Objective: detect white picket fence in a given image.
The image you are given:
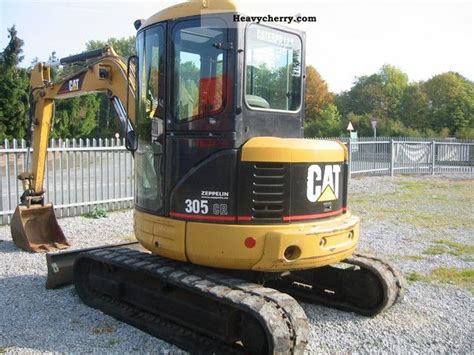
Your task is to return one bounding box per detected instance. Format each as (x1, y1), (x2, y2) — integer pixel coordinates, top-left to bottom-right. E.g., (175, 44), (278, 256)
(344, 139), (474, 176)
(0, 138), (133, 224)
(0, 137), (472, 225)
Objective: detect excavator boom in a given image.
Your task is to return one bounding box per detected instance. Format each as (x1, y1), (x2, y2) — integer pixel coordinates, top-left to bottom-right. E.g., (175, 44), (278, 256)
(11, 46), (136, 252)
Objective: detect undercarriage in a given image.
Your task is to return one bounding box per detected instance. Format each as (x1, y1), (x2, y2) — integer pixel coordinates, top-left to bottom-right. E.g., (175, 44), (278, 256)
(58, 244), (404, 354)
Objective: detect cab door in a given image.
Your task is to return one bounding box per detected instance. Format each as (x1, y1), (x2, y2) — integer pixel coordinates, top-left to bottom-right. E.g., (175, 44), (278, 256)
(164, 16), (237, 208)
(135, 25), (166, 214)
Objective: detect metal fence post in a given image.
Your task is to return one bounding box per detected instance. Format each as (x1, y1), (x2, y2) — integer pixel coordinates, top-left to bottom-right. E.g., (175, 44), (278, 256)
(431, 140), (436, 175)
(390, 139), (395, 177)
(347, 138), (352, 179)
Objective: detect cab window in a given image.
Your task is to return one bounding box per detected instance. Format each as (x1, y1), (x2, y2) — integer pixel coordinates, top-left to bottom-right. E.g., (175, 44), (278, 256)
(135, 26), (165, 212)
(245, 25), (302, 111)
(171, 19), (227, 122)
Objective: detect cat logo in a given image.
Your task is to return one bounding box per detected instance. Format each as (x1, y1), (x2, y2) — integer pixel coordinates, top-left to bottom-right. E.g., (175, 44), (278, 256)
(68, 78), (80, 92)
(306, 164), (341, 203)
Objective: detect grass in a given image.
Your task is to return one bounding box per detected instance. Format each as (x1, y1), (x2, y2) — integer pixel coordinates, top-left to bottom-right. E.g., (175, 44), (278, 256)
(423, 245), (446, 255)
(430, 267), (474, 285)
(83, 207), (108, 219)
(0, 347), (6, 354)
(423, 240), (474, 257)
(108, 339), (120, 347)
(407, 267), (474, 292)
(407, 271), (425, 282)
(350, 178), (474, 235)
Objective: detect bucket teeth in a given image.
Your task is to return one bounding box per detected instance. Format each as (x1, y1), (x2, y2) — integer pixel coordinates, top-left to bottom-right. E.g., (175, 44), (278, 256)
(10, 203), (70, 253)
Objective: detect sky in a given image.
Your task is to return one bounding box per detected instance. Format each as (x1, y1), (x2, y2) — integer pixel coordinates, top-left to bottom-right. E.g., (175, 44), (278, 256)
(0, 0), (472, 93)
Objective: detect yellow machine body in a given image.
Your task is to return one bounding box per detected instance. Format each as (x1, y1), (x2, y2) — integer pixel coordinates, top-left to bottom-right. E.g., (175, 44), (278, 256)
(136, 209), (359, 272)
(135, 137), (359, 272)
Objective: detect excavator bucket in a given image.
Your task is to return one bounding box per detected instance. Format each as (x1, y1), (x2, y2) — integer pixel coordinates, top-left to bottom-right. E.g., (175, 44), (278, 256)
(10, 203), (70, 252)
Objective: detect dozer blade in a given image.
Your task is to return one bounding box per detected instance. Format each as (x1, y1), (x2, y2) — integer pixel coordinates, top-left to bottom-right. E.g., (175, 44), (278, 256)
(46, 241), (143, 289)
(10, 203), (70, 253)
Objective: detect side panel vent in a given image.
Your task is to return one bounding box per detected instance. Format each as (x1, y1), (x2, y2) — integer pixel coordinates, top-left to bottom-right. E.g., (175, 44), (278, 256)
(251, 163), (286, 221)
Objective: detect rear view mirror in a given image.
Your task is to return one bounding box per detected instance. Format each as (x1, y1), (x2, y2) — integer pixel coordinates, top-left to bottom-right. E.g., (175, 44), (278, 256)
(125, 130), (138, 152)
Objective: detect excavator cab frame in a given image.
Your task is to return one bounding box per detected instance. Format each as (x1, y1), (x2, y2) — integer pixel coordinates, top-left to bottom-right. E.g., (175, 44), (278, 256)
(133, 13), (306, 219)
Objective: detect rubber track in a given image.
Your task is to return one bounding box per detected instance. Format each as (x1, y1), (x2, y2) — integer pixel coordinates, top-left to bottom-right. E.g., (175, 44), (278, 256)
(348, 253), (406, 313)
(75, 247), (309, 354)
(283, 252), (405, 316)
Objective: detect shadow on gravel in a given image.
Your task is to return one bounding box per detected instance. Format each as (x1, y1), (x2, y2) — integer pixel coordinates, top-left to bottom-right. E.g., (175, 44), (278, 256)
(0, 239), (23, 253)
(0, 274), (46, 289)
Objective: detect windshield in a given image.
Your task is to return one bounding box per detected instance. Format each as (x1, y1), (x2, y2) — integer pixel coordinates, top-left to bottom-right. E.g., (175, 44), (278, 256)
(171, 18), (228, 122)
(245, 25), (302, 111)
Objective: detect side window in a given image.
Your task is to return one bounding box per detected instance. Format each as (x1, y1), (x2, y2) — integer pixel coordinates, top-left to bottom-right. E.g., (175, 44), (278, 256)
(135, 26), (165, 213)
(177, 51), (201, 119)
(245, 25), (302, 111)
(172, 19), (227, 122)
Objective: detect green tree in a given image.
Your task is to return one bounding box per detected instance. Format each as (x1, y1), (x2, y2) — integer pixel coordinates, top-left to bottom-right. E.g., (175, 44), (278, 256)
(423, 72), (474, 136)
(337, 65), (408, 120)
(302, 66), (339, 137)
(336, 73), (384, 117)
(1, 26), (24, 66)
(343, 112), (373, 136)
(336, 65), (414, 137)
(379, 64), (409, 120)
(0, 26), (29, 140)
(86, 36), (135, 57)
(304, 104), (342, 137)
(52, 96), (100, 139)
(400, 82), (430, 130)
(247, 63), (278, 107)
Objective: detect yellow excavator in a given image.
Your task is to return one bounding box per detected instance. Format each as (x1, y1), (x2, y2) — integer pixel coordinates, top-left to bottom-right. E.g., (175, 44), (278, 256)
(11, 1), (404, 353)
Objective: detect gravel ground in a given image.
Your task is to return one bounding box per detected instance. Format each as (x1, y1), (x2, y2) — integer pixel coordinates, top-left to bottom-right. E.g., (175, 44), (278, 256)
(0, 175), (472, 353)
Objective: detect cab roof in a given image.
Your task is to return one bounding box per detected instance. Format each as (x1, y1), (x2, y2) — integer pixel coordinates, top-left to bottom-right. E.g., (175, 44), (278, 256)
(140, 0), (238, 30)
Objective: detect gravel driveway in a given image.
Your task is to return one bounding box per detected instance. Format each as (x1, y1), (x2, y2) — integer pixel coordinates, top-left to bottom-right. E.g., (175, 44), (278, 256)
(0, 174), (472, 353)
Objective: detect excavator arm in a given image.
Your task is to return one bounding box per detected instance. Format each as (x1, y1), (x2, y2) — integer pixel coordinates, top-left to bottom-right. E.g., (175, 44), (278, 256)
(26, 46), (136, 197)
(11, 46), (137, 252)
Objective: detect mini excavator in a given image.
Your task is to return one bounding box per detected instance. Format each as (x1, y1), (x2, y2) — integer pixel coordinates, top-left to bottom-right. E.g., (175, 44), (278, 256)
(11, 1), (404, 353)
